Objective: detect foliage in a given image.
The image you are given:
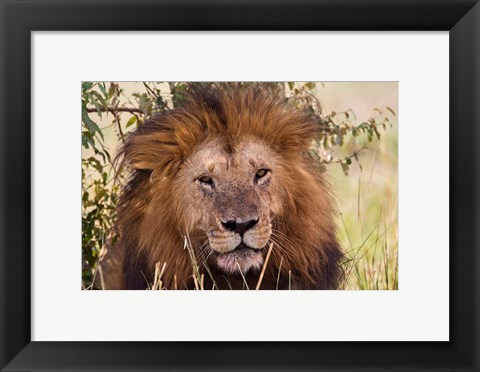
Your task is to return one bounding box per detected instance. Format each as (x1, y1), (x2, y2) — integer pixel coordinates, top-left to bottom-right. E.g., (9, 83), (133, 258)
(81, 82), (396, 289)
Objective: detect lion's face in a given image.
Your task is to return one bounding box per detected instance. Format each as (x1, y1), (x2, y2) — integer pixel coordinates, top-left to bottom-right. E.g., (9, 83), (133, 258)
(174, 138), (283, 274)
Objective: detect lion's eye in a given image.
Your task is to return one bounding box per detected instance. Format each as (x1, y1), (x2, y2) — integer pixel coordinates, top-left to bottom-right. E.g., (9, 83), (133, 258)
(255, 169), (270, 179)
(198, 175), (213, 185)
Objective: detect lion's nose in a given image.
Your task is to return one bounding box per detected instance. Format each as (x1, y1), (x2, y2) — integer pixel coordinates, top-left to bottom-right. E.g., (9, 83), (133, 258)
(221, 218), (258, 235)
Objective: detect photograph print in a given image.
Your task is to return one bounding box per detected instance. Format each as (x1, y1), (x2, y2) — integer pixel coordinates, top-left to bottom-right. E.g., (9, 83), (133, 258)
(81, 82), (398, 290)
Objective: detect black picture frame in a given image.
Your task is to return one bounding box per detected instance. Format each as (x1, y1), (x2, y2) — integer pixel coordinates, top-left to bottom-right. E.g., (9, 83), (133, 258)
(1, 0), (479, 371)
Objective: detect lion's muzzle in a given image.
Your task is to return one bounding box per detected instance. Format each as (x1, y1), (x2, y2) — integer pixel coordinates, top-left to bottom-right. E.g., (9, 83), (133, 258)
(205, 183), (272, 273)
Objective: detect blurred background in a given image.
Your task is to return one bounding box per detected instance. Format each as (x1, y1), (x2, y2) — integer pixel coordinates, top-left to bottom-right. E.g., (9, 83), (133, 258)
(81, 82), (398, 290)
(319, 83), (398, 290)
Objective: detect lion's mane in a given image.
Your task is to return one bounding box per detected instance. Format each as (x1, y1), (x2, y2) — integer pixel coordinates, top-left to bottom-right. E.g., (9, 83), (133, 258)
(104, 83), (343, 290)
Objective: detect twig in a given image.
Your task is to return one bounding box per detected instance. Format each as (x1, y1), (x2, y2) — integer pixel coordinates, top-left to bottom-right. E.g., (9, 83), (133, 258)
(152, 262), (167, 290)
(192, 272), (199, 290)
(255, 242), (274, 290)
(140, 271), (151, 290)
(276, 256), (283, 290)
(152, 262), (161, 290)
(203, 262), (217, 290)
(143, 82), (160, 99)
(98, 266), (105, 290)
(86, 107), (144, 114)
(113, 108), (125, 143)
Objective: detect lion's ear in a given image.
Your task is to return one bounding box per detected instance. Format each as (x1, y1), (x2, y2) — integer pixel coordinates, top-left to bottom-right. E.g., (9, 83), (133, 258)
(129, 155), (155, 171)
(122, 130), (181, 173)
(123, 137), (158, 170)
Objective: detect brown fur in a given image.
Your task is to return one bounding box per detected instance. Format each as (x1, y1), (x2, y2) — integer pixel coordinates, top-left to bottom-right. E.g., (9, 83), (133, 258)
(98, 83), (343, 290)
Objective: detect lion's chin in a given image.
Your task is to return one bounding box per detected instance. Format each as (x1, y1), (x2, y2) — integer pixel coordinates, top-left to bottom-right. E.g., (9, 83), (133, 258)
(215, 245), (264, 274)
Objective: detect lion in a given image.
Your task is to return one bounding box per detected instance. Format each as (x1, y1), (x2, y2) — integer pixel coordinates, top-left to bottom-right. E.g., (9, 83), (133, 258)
(96, 83), (343, 290)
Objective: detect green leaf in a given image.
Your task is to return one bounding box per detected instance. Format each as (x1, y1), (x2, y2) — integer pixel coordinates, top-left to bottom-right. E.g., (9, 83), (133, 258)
(98, 83), (108, 98)
(89, 95), (103, 118)
(82, 106), (104, 140)
(139, 94), (147, 110)
(87, 157), (103, 172)
(126, 116), (137, 128)
(91, 90), (107, 108)
(81, 136), (89, 149)
(108, 83), (116, 101)
(82, 82), (93, 92)
(82, 131), (95, 148)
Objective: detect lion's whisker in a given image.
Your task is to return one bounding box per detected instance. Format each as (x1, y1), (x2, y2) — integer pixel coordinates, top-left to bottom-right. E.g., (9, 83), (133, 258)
(195, 240), (211, 259)
(271, 228), (298, 246)
(267, 237), (296, 264)
(269, 234), (298, 257)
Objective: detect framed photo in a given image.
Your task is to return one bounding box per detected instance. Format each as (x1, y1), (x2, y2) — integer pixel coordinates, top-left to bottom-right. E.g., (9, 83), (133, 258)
(1, 1), (479, 371)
